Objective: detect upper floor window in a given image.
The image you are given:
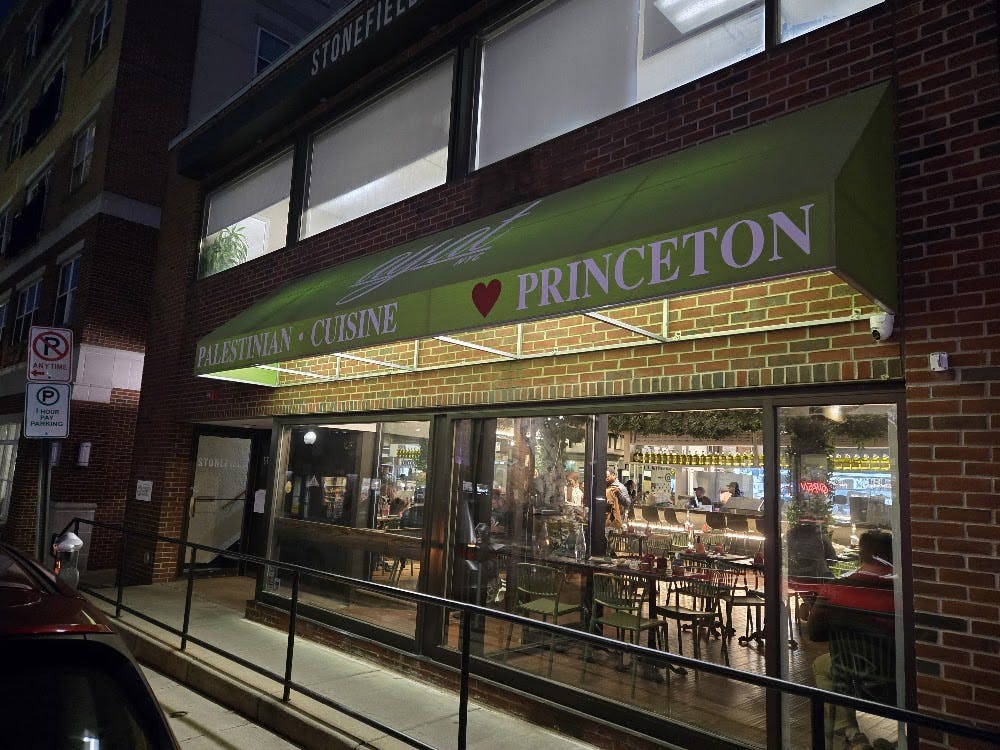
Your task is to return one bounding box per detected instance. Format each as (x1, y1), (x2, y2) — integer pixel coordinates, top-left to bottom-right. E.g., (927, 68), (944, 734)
(0, 206), (9, 256)
(7, 112), (23, 164)
(779, 0), (882, 41)
(54, 255), (80, 325)
(0, 299), (8, 348)
(87, 1), (113, 64)
(476, 0), (765, 168)
(302, 59), (453, 239)
(14, 279), (42, 343)
(255, 28), (291, 76)
(0, 63), (11, 107)
(24, 18), (39, 66)
(26, 169), (49, 205)
(24, 65), (65, 150)
(199, 150), (293, 278)
(71, 121), (97, 189)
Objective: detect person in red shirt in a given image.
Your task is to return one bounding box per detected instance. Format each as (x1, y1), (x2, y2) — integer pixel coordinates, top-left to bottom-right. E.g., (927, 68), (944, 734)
(808, 530), (896, 748)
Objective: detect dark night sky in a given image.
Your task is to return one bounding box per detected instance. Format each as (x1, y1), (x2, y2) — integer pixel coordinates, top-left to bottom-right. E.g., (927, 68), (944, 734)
(0, 0), (12, 27)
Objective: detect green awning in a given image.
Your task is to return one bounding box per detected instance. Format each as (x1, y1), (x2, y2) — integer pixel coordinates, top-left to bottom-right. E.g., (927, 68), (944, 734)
(196, 83), (895, 382)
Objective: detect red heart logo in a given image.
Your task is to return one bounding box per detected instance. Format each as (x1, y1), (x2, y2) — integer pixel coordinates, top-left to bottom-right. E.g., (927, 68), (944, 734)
(472, 279), (502, 317)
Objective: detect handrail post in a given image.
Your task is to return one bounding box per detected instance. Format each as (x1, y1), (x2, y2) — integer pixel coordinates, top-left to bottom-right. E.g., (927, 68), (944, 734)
(283, 568), (299, 702)
(181, 546), (197, 650)
(114, 529), (127, 618)
(458, 608), (472, 750)
(810, 695), (825, 749)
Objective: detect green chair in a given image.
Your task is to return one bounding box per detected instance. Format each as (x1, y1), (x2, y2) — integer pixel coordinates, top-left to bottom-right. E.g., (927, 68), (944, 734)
(504, 563), (577, 676)
(827, 624), (897, 749)
(582, 572), (667, 696)
(657, 572), (727, 663)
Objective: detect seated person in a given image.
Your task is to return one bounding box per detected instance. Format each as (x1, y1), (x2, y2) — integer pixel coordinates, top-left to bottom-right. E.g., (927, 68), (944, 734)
(719, 481), (741, 505)
(687, 486), (710, 509)
(787, 514), (837, 580)
(808, 530), (896, 747)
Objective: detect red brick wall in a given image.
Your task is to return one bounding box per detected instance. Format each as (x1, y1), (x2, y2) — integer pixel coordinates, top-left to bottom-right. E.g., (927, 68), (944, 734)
(131, 0), (999, 744)
(893, 1), (1000, 743)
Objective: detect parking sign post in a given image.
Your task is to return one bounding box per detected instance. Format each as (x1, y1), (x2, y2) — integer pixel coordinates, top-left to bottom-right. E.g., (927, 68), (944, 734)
(25, 326), (74, 559)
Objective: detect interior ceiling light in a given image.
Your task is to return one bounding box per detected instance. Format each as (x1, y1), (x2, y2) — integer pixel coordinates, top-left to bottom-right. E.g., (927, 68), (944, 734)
(654, 0), (745, 33)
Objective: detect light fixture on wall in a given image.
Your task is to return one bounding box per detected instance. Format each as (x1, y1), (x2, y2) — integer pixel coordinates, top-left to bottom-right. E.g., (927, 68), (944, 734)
(303, 430), (317, 445)
(77, 442), (91, 467)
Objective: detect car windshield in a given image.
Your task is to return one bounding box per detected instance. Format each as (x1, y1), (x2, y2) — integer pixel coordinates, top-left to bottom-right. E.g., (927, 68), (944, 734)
(0, 640), (173, 749)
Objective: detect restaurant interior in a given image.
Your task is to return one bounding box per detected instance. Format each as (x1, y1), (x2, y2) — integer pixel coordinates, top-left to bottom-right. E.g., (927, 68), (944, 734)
(264, 403), (903, 749)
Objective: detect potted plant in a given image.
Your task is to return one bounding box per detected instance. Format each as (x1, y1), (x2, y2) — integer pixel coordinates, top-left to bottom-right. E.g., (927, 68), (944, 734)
(198, 224), (249, 277)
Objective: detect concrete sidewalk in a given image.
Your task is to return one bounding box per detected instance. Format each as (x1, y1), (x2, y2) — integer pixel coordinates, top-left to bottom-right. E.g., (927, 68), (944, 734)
(86, 577), (602, 750)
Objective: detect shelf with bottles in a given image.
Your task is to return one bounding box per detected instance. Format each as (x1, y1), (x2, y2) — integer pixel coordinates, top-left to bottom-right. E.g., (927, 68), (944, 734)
(630, 447), (762, 468)
(776, 451), (892, 473)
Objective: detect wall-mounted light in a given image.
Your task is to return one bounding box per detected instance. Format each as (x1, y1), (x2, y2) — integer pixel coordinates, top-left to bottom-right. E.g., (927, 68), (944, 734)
(303, 430), (317, 445)
(50, 441), (61, 465)
(77, 442), (91, 467)
(929, 352), (949, 372)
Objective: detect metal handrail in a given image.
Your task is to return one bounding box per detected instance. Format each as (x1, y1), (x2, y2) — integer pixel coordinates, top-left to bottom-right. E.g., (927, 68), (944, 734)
(58, 518), (1000, 750)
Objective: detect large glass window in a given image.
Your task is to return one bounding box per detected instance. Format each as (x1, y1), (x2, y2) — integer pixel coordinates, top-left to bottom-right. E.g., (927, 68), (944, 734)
(198, 151), (293, 278)
(778, 404), (903, 748)
(269, 420), (430, 637)
(255, 28), (290, 75)
(475, 0), (765, 168)
(302, 59), (453, 238)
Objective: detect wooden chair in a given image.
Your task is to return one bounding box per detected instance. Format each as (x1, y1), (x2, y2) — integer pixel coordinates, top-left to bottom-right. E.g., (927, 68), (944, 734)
(582, 572), (666, 696)
(607, 531), (642, 558)
(504, 563), (577, 676)
(656, 572), (727, 663)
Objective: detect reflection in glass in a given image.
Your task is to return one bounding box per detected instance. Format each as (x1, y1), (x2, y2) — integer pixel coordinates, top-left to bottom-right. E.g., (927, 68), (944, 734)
(779, 404), (903, 749)
(268, 420), (430, 637)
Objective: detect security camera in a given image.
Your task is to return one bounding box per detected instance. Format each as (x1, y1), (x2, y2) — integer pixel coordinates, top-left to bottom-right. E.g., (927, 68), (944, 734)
(870, 312), (894, 341)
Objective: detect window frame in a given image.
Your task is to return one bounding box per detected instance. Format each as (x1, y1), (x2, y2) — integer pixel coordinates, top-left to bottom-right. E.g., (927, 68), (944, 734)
(0, 204), (10, 256)
(7, 111), (23, 165)
(54, 254), (80, 326)
(255, 27), (291, 76)
(23, 16), (39, 66)
(0, 297), (9, 349)
(70, 120), (97, 189)
(86, 0), (113, 65)
(0, 419), (21, 526)
(13, 278), (42, 343)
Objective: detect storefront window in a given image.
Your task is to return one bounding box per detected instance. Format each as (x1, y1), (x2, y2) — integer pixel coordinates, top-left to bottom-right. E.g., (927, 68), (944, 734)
(448, 408), (768, 746)
(778, 404), (903, 748)
(269, 420), (430, 636)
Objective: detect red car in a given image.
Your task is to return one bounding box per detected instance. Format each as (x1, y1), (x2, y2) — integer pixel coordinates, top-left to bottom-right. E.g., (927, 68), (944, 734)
(0, 541), (179, 749)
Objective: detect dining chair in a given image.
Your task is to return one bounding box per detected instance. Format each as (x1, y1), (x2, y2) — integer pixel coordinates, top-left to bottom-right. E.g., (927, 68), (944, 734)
(607, 531), (641, 558)
(713, 561), (765, 644)
(504, 563), (578, 676)
(826, 624), (896, 749)
(582, 572), (667, 696)
(656, 572), (727, 663)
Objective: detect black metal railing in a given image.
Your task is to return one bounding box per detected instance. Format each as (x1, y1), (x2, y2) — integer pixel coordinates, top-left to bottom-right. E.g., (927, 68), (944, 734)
(56, 518), (1000, 750)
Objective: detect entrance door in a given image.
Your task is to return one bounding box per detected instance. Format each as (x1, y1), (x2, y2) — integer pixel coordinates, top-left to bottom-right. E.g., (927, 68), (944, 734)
(187, 432), (259, 567)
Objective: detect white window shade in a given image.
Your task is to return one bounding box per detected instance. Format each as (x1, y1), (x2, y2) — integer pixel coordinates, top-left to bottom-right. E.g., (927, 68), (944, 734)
(303, 60), (453, 238)
(200, 152), (293, 276)
(476, 0), (639, 169)
(205, 152), (293, 237)
(781, 0), (882, 41)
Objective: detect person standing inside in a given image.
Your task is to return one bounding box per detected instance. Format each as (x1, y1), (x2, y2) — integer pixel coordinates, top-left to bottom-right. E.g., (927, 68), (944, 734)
(605, 469), (628, 529)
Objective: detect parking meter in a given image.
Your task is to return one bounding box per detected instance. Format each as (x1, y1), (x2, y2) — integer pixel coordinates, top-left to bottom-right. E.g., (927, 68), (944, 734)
(52, 532), (84, 589)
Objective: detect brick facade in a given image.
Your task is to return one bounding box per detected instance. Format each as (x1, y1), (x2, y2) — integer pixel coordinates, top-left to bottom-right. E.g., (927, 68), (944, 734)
(130, 1), (998, 746)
